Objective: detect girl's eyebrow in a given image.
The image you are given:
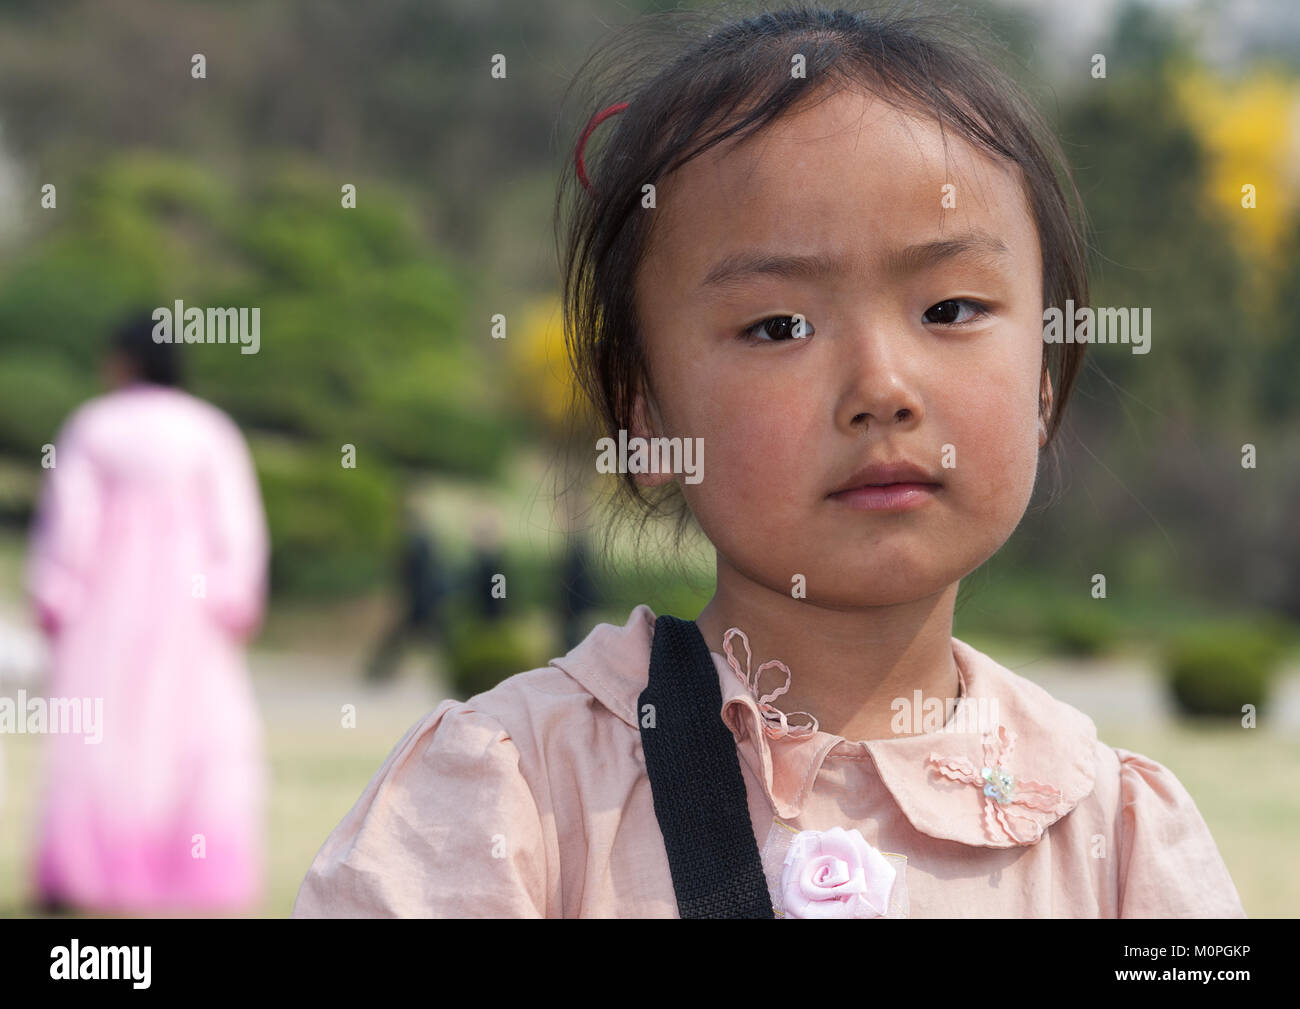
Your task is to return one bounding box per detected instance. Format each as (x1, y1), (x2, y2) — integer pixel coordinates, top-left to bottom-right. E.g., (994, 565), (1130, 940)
(698, 229), (1011, 291)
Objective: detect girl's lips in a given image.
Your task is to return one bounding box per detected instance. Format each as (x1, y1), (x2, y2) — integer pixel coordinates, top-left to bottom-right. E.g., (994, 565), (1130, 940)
(827, 482), (940, 511)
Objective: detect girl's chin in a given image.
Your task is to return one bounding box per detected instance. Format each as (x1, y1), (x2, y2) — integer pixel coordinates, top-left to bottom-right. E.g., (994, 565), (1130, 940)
(754, 571), (962, 609)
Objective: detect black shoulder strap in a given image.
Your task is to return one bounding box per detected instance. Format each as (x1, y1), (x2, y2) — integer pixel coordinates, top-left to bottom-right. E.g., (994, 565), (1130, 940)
(637, 614), (774, 918)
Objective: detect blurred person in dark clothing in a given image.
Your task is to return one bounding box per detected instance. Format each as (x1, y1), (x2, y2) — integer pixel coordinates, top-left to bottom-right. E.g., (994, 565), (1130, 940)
(364, 504), (448, 683)
(558, 529), (598, 651)
(469, 510), (506, 623)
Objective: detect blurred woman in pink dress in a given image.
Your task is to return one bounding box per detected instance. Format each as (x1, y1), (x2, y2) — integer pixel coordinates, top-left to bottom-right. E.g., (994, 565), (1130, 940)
(25, 312), (270, 913)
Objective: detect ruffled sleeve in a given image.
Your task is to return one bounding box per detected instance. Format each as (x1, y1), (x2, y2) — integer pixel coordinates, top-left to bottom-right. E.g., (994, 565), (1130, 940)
(292, 699), (549, 918)
(1114, 747), (1245, 918)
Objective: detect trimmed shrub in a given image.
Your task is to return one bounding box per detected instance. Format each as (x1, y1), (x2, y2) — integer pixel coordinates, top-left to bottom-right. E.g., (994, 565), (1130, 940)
(1164, 619), (1291, 718)
(1042, 603), (1120, 658)
(444, 614), (544, 701)
(253, 439), (400, 598)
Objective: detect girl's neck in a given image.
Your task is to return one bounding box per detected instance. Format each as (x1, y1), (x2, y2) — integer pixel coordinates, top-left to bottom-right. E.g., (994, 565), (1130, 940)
(694, 568), (961, 743)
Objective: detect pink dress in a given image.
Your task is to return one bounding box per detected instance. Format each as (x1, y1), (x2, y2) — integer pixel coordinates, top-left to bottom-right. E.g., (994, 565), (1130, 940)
(26, 382), (269, 911)
(293, 605), (1246, 918)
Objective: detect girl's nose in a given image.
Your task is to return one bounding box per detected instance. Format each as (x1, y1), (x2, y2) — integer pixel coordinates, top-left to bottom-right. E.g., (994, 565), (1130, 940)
(836, 323), (925, 433)
(850, 405), (917, 430)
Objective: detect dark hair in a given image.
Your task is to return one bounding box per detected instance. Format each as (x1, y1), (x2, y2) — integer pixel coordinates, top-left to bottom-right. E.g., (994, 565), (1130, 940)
(555, 1), (1090, 559)
(111, 310), (184, 387)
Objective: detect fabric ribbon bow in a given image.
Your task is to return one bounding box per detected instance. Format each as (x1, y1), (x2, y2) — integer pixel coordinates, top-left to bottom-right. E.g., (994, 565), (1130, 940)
(928, 723), (1063, 845)
(722, 627), (819, 741)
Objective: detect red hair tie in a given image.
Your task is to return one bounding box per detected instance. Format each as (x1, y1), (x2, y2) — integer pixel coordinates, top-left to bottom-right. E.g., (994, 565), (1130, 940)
(574, 101), (628, 197)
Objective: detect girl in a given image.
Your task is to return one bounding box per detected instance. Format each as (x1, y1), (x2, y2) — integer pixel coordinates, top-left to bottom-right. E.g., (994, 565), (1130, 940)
(293, 5), (1246, 918)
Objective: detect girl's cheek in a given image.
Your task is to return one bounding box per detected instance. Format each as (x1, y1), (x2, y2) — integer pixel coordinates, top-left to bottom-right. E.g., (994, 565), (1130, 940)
(695, 360), (811, 443)
(680, 408), (808, 532)
(950, 384), (1040, 517)
(719, 417), (806, 492)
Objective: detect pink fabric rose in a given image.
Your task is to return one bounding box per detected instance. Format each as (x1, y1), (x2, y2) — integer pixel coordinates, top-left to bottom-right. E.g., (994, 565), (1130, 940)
(780, 826), (896, 918)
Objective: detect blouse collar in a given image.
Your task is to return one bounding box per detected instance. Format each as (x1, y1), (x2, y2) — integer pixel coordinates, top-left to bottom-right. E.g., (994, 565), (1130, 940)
(549, 604), (1099, 850)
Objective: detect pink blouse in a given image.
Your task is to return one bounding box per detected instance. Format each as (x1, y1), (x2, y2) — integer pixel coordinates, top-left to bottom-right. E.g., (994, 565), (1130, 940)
(292, 605), (1246, 918)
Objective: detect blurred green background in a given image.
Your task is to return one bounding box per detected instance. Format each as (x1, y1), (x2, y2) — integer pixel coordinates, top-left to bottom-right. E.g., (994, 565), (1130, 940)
(0, 0), (1297, 917)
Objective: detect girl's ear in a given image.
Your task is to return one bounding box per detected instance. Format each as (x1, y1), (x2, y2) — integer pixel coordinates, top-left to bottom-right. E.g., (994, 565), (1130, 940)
(629, 387), (675, 489)
(1038, 370), (1054, 449)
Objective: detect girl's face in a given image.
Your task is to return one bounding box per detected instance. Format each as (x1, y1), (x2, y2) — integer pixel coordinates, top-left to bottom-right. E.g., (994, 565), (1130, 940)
(632, 87), (1049, 608)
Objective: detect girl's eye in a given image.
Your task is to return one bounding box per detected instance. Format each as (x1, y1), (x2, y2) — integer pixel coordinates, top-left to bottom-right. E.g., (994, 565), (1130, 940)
(739, 315), (814, 343)
(923, 299), (990, 325)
